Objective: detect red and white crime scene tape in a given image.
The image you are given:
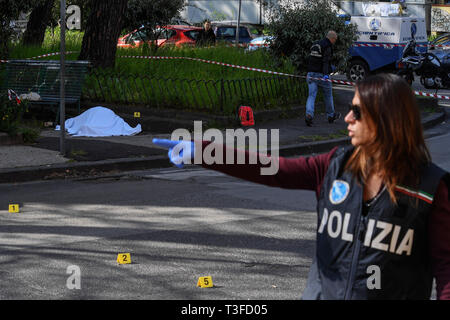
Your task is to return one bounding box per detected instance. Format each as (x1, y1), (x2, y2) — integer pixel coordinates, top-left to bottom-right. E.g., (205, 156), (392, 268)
(27, 51), (78, 59)
(7, 89), (21, 104)
(119, 55), (450, 100)
(352, 43), (450, 48)
(414, 90), (450, 100)
(0, 51), (77, 63)
(119, 55), (299, 78)
(230, 43), (270, 48)
(224, 42), (450, 49)
(1, 51), (449, 101)
(235, 43), (450, 49)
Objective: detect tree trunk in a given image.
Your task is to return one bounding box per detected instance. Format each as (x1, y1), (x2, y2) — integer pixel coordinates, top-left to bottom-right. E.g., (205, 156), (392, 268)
(0, 25), (10, 60)
(22, 0), (55, 46)
(78, 0), (128, 69)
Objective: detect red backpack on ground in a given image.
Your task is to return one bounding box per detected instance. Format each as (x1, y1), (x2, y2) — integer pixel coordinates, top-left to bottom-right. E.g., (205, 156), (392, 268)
(237, 106), (254, 127)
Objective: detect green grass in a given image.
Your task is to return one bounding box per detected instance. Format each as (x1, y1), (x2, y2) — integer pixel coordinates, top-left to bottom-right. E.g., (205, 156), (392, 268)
(69, 149), (88, 157)
(8, 28), (296, 79)
(4, 27), (308, 115)
(114, 44), (297, 80)
(95, 43), (305, 114)
(8, 29), (83, 61)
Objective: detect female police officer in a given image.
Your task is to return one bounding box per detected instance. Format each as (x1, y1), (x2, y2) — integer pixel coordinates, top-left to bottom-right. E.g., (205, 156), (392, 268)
(153, 73), (450, 299)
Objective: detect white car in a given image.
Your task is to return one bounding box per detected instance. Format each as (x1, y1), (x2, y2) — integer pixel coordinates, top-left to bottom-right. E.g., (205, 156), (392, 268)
(246, 36), (273, 51)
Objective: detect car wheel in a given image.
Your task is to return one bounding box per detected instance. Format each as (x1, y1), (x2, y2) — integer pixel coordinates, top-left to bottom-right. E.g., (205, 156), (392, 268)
(347, 60), (370, 82)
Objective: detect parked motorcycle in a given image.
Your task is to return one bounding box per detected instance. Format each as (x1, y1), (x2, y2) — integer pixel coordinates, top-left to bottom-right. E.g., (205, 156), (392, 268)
(396, 39), (450, 89)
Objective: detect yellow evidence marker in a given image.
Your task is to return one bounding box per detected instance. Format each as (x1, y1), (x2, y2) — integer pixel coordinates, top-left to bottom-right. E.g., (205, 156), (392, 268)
(197, 276), (214, 288)
(134, 112), (141, 118)
(117, 253), (131, 264)
(8, 204), (19, 213)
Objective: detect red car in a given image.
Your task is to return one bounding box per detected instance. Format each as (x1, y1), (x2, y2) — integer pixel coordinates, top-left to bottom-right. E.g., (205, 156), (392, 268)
(117, 25), (203, 48)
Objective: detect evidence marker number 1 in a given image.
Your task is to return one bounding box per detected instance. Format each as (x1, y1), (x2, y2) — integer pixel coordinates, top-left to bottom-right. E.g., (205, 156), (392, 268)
(9, 204), (19, 213)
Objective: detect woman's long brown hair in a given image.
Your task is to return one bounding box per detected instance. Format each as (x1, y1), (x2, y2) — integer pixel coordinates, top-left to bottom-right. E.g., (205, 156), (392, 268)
(345, 73), (431, 203)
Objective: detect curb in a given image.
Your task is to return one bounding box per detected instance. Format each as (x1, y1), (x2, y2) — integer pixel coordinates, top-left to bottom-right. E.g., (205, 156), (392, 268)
(0, 133), (23, 146)
(423, 106), (447, 130)
(0, 109), (446, 184)
(0, 155), (171, 184)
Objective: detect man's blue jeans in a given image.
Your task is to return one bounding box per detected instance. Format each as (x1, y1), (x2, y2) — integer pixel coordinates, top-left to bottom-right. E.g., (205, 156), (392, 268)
(306, 72), (335, 118)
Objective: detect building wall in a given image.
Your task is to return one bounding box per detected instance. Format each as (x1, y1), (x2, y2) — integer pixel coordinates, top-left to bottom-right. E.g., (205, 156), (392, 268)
(180, 1), (448, 33)
(431, 4), (450, 32)
(180, 0), (266, 24)
(334, 1), (443, 33)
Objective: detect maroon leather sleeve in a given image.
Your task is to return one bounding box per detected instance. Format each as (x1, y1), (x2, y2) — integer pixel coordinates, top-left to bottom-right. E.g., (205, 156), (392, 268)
(200, 141), (337, 198)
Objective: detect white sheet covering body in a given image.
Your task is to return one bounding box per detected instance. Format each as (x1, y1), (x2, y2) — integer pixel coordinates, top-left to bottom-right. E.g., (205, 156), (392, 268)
(56, 106), (142, 137)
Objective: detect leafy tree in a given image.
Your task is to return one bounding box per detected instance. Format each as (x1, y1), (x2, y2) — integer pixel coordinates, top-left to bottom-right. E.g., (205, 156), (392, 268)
(79, 0), (186, 68)
(0, 0), (34, 58)
(123, 0), (185, 31)
(266, 0), (357, 74)
(22, 0), (91, 46)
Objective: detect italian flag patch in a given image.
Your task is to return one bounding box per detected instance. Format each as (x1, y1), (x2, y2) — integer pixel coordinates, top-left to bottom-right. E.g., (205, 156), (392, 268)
(395, 185), (434, 204)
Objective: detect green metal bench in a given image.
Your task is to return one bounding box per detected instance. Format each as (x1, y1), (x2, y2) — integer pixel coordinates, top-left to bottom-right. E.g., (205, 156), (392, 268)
(1, 59), (90, 123)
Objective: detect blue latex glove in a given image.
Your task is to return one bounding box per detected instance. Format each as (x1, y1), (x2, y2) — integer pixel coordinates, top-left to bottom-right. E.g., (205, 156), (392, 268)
(152, 138), (195, 168)
(323, 75), (330, 80)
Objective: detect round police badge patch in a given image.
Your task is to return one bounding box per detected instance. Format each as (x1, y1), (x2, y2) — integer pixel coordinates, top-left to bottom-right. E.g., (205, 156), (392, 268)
(369, 18), (381, 32)
(329, 180), (350, 205)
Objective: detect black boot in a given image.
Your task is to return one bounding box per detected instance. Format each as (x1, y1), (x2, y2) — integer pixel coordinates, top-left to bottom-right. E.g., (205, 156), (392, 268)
(305, 114), (313, 127)
(328, 112), (341, 124)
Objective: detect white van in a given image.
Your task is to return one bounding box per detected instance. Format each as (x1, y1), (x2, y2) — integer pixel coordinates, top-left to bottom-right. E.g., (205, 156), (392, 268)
(347, 16), (428, 81)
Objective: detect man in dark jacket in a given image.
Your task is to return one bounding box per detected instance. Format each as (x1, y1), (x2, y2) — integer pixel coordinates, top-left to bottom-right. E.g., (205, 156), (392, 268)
(305, 31), (341, 127)
(197, 20), (216, 47)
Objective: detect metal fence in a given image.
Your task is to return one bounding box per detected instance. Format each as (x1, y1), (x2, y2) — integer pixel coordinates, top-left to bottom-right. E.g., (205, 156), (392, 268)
(83, 71), (309, 115)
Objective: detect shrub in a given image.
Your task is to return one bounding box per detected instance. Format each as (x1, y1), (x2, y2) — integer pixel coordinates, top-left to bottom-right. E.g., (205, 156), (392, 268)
(266, 0), (358, 74)
(20, 126), (40, 143)
(0, 94), (27, 136)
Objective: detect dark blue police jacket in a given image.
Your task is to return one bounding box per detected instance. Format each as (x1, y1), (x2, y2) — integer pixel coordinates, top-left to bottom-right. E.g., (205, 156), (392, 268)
(302, 146), (447, 300)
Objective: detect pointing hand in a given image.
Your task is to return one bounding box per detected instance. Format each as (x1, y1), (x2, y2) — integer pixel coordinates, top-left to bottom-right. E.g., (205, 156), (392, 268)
(152, 138), (195, 168)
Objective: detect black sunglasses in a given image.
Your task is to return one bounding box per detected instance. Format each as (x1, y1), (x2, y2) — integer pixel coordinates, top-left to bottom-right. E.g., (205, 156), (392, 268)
(348, 103), (362, 120)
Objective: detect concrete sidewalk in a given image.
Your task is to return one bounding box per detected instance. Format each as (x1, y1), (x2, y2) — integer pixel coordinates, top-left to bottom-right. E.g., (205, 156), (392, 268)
(0, 84), (447, 184)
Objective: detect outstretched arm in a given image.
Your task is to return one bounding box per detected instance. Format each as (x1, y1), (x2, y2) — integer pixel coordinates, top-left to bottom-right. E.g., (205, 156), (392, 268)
(153, 138), (337, 197)
(200, 141), (336, 194)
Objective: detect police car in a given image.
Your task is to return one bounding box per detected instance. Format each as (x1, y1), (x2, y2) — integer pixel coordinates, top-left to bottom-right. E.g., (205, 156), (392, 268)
(347, 16), (427, 81)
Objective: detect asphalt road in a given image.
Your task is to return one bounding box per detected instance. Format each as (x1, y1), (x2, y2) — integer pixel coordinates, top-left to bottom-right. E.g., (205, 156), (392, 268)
(0, 121), (449, 302)
(0, 168), (316, 300)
